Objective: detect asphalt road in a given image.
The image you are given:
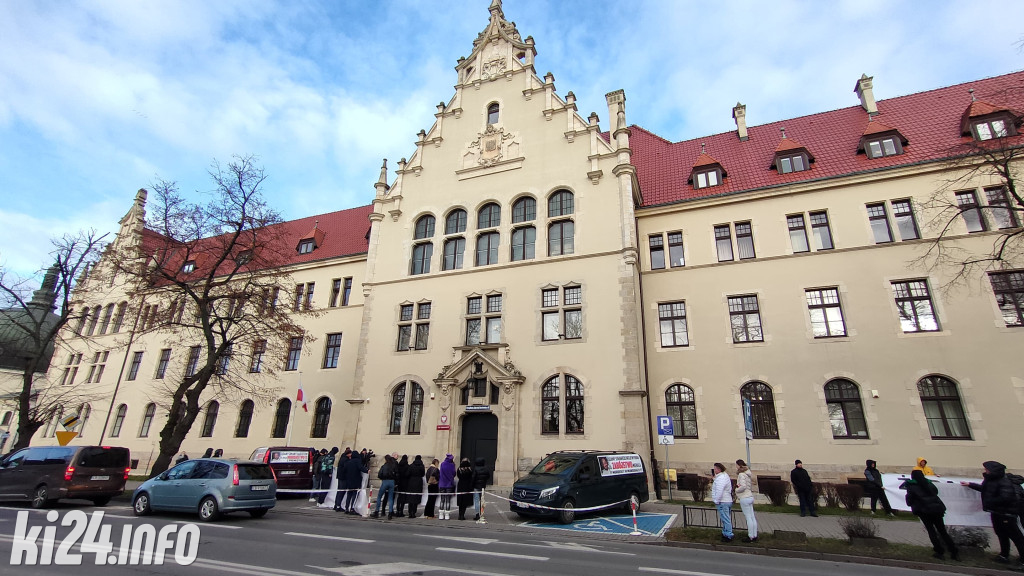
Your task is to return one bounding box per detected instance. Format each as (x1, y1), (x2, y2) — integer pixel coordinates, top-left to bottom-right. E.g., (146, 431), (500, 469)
(0, 501), (962, 576)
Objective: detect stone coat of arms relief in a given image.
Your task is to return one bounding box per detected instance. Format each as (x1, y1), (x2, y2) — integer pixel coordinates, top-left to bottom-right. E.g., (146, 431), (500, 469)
(463, 124), (521, 169)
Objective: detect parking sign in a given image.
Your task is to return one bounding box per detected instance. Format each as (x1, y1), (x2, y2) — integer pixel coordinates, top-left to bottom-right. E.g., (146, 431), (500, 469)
(657, 415), (674, 445)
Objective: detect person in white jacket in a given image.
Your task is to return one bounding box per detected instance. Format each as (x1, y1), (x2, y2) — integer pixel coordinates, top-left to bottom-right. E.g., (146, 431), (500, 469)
(711, 462), (734, 542)
(735, 459), (758, 543)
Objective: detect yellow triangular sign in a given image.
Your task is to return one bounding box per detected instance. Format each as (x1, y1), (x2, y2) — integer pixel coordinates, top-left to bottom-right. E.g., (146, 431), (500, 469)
(55, 431), (78, 446)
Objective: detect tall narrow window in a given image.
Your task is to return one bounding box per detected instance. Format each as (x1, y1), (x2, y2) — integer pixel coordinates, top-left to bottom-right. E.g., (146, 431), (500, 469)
(714, 225), (734, 261)
(235, 399), (254, 438)
(99, 303), (115, 334)
(185, 345), (201, 377)
(866, 203), (893, 243)
(303, 282), (315, 309)
(293, 284), (304, 311)
(397, 304), (414, 351)
(285, 337), (302, 371)
(824, 379), (868, 438)
(728, 295), (763, 342)
(323, 333), (342, 368)
(658, 302), (688, 347)
(565, 376), (584, 434)
(892, 280), (940, 332)
(989, 270), (1024, 327)
(86, 305), (101, 336)
(649, 235), (665, 270)
(548, 220), (574, 256)
(444, 237), (466, 269)
(805, 288), (846, 337)
(311, 397), (332, 438)
(541, 377), (559, 434)
(389, 383), (406, 435)
(341, 278), (353, 306)
(111, 302), (127, 333)
(110, 404), (127, 438)
(476, 232), (499, 266)
(809, 211), (833, 250)
(666, 384), (698, 438)
(986, 186), (1019, 229)
(126, 351), (144, 381)
(668, 232), (685, 267)
(77, 403), (91, 438)
(511, 227), (535, 261)
(329, 279), (342, 307)
(271, 399), (291, 438)
(956, 190), (987, 232)
(249, 341), (266, 373)
(408, 383), (424, 434)
(138, 403), (156, 437)
(216, 344), (232, 375)
(740, 382), (779, 439)
(200, 401), (219, 437)
(415, 302), (431, 350)
(787, 214), (809, 253)
(735, 222), (755, 259)
(891, 199), (920, 240)
(411, 215), (435, 275)
(487, 102), (500, 125)
(917, 376), (971, 440)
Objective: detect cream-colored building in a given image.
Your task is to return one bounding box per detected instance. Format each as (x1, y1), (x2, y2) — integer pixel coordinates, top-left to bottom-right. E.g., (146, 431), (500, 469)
(5, 2), (1023, 485)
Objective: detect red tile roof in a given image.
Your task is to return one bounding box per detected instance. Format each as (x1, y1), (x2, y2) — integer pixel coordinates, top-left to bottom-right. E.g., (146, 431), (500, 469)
(631, 70), (1024, 207)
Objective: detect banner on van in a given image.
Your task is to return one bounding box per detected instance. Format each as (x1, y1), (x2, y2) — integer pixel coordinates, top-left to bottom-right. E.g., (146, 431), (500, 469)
(269, 450), (310, 464)
(597, 453), (643, 477)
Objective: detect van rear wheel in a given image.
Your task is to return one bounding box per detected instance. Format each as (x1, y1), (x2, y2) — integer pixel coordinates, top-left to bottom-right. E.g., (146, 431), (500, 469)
(558, 498), (576, 524)
(32, 485), (53, 509)
(92, 497), (111, 507)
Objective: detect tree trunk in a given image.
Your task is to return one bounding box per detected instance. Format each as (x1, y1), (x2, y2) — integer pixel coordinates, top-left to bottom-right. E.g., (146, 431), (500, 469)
(148, 388), (202, 477)
(12, 419), (43, 452)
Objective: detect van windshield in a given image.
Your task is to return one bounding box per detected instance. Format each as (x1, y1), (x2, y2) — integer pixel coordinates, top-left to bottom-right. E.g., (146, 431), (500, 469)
(530, 454), (577, 475)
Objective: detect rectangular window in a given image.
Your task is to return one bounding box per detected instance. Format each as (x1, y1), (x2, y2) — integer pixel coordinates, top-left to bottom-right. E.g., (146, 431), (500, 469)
(778, 154), (806, 173)
(985, 186), (1019, 230)
(329, 279), (341, 307)
(695, 169), (719, 189)
(216, 344), (232, 375)
(805, 288), (847, 337)
(989, 270), (1024, 327)
(155, 348), (171, 379)
(486, 317), (502, 343)
(867, 137), (900, 158)
(467, 297), (481, 315)
(866, 203), (893, 243)
(809, 211), (833, 250)
(728, 295), (763, 343)
(956, 190), (987, 232)
(293, 284), (304, 311)
(465, 318), (481, 345)
(185, 345), (201, 377)
(323, 333), (342, 368)
(303, 282), (315, 309)
(126, 351), (144, 381)
(787, 214), (809, 253)
(400, 304), (414, 321)
(735, 221), (755, 259)
(111, 302), (127, 333)
(542, 311), (559, 341)
(658, 302), (688, 347)
(892, 280), (940, 333)
(667, 232), (685, 267)
(891, 199), (920, 240)
(542, 289), (558, 308)
(342, 278), (353, 306)
(487, 295), (502, 313)
(285, 337), (303, 370)
(649, 235), (665, 270)
(714, 225), (734, 262)
(541, 286), (582, 341)
(564, 286), (581, 306)
(99, 304), (115, 335)
(564, 309), (582, 339)
(249, 341), (266, 373)
(415, 302), (431, 350)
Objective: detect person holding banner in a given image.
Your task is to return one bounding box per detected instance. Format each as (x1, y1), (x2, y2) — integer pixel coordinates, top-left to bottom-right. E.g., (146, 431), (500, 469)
(864, 460), (894, 516)
(711, 463), (734, 543)
(962, 461), (1024, 566)
(902, 469), (959, 561)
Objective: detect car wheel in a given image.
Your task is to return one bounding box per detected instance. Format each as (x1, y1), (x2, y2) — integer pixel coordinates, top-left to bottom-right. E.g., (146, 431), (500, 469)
(31, 485), (53, 509)
(249, 509), (269, 519)
(92, 497), (112, 507)
(558, 498), (576, 524)
(133, 492), (152, 516)
(624, 492), (641, 514)
(198, 496), (220, 522)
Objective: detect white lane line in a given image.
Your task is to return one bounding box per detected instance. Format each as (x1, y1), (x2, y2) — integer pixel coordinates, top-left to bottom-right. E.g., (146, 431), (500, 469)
(435, 547), (548, 561)
(284, 531), (374, 543)
(176, 520), (241, 529)
(197, 557), (320, 576)
(415, 533), (499, 545)
(307, 563), (517, 576)
(639, 568), (729, 576)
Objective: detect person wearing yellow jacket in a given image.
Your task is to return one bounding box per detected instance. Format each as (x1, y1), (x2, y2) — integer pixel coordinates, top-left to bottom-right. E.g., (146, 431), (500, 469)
(914, 457), (939, 477)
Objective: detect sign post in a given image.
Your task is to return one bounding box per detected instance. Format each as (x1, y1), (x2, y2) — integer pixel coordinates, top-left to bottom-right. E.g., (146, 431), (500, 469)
(657, 415), (674, 502)
(742, 398), (753, 467)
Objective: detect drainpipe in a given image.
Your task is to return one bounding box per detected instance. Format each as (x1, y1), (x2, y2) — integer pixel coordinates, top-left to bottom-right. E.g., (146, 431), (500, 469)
(633, 216), (661, 501)
(98, 296), (146, 445)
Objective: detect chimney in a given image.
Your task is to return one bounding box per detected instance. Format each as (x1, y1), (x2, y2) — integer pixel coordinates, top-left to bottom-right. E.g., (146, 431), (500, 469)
(732, 102), (748, 141)
(855, 74), (877, 115)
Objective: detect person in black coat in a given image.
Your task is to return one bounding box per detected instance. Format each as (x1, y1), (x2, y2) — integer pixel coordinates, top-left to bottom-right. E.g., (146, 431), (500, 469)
(424, 458), (441, 518)
(902, 469), (959, 560)
(864, 459), (894, 516)
(406, 456), (426, 518)
(394, 455), (410, 517)
(790, 460), (817, 517)
(962, 461), (1024, 565)
(342, 451), (365, 514)
(456, 457), (475, 520)
(471, 457), (490, 520)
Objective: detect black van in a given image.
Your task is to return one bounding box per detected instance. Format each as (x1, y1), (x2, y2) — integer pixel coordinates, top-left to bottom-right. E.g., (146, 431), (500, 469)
(509, 450), (649, 523)
(249, 446), (316, 491)
(0, 445), (130, 508)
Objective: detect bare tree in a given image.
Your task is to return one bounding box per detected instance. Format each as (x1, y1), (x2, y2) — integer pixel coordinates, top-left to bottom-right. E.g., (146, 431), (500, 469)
(0, 231), (108, 451)
(107, 155), (312, 476)
(916, 131), (1024, 290)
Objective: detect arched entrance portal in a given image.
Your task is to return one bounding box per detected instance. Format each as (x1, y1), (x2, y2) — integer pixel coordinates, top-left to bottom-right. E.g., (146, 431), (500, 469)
(460, 413), (497, 485)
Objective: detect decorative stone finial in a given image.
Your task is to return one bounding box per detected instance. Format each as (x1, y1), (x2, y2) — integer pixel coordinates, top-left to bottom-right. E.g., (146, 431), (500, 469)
(377, 159), (388, 187)
(701, 142), (706, 154)
(780, 127), (787, 139)
(969, 88), (976, 102)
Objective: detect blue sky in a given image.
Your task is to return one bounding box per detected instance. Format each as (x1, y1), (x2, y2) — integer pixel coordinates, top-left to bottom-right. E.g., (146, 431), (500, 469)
(2, 0), (1022, 278)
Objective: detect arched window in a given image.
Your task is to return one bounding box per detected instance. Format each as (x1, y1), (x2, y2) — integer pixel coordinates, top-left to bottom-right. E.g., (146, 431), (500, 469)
(541, 374), (584, 434)
(139, 403), (156, 437)
(476, 232), (499, 266)
(512, 197), (536, 223)
(740, 382), (779, 439)
(443, 238), (465, 270)
(548, 190), (574, 217)
(824, 379), (868, 438)
(77, 403), (91, 438)
(271, 398), (291, 438)
(200, 401), (219, 437)
(311, 397), (332, 438)
(478, 203), (500, 229)
(445, 209), (467, 234)
(389, 383), (406, 435)
(666, 384), (698, 438)
(46, 406), (64, 438)
(415, 215), (435, 239)
(408, 384), (424, 434)
(410, 242), (432, 275)
(487, 102), (500, 125)
(918, 376), (971, 439)
(548, 220), (574, 256)
(235, 399), (254, 438)
(110, 404), (127, 438)
(0, 411), (12, 426)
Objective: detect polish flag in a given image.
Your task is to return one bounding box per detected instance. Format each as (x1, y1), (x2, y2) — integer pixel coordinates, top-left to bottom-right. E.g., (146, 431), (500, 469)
(297, 380), (308, 412)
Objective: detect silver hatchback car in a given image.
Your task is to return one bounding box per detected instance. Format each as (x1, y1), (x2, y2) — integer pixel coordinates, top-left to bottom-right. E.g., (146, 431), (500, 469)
(133, 458), (276, 522)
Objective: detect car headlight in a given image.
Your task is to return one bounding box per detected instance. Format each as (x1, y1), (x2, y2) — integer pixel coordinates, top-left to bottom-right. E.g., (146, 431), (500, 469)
(539, 487), (558, 500)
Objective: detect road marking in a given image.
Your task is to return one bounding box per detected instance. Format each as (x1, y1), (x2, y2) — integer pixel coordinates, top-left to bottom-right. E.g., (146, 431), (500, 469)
(416, 533), (499, 545)
(285, 531), (374, 543)
(639, 568), (728, 576)
(195, 557), (325, 576)
(309, 563), (516, 576)
(435, 547), (548, 561)
(176, 520), (242, 529)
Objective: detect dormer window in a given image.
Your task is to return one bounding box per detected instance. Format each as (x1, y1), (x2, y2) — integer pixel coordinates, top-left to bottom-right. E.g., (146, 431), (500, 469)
(181, 261), (196, 273)
(973, 116), (1012, 141)
(772, 131), (814, 174)
(694, 169), (720, 189)
(298, 239), (315, 254)
(777, 154), (807, 173)
(487, 103), (500, 125)
(688, 147), (726, 190)
(961, 96), (1020, 141)
(235, 250), (252, 265)
(859, 120), (907, 159)
(866, 136), (901, 158)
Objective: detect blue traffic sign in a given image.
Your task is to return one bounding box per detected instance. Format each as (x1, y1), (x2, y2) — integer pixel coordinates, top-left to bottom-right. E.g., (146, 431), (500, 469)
(657, 415), (673, 436)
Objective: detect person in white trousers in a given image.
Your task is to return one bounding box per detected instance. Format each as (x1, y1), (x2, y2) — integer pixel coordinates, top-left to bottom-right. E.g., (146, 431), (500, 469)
(735, 459), (758, 543)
